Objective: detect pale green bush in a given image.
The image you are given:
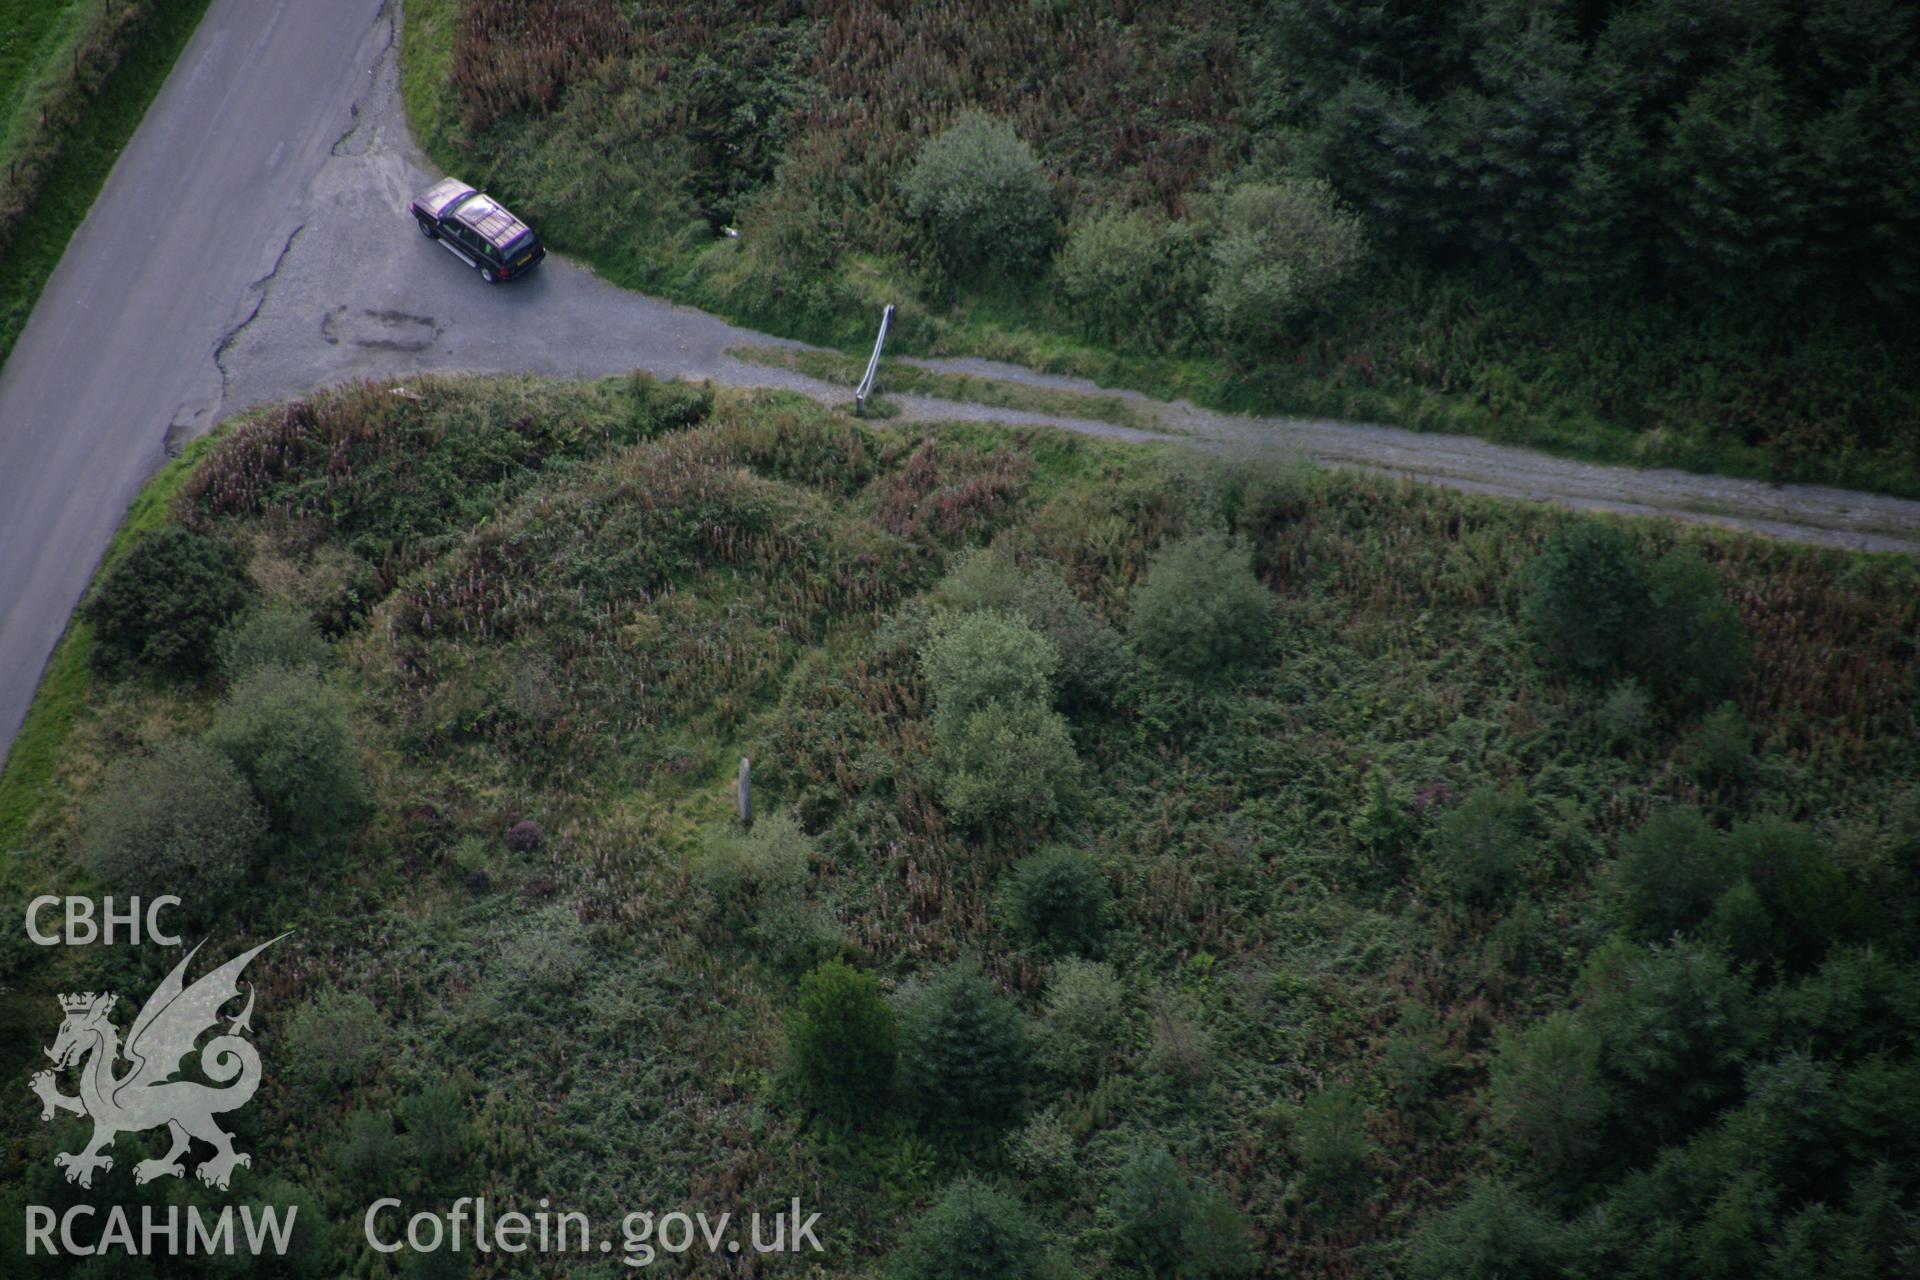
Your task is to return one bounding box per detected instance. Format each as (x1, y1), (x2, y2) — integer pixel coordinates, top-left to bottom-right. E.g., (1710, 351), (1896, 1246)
(285, 991), (382, 1097)
(937, 547), (1126, 709)
(217, 603), (333, 680)
(79, 739), (265, 906)
(939, 701), (1081, 831)
(1055, 207), (1207, 347)
(1035, 959), (1125, 1081)
(1204, 178), (1367, 349)
(921, 611), (1059, 738)
(207, 667), (368, 845)
(1129, 531), (1275, 679)
(900, 111), (1056, 274)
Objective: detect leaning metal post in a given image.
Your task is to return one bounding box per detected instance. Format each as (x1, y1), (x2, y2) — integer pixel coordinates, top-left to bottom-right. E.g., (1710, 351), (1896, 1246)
(854, 304), (896, 416)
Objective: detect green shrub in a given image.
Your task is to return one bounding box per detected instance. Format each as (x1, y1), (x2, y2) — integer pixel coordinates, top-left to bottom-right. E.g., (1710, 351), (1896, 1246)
(1721, 818), (1860, 972)
(216, 604), (333, 680)
(326, 1107), (400, 1184)
(1176, 448), (1319, 536)
(207, 667), (369, 845)
(1838, 788), (1920, 957)
(243, 1180), (333, 1280)
(1056, 208), (1167, 333)
(753, 896), (842, 977)
(1203, 178), (1367, 349)
(1687, 1168), (1780, 1280)
(900, 111), (1055, 275)
(1109, 1143), (1258, 1279)
(919, 613), (1082, 831)
(1688, 702), (1755, 788)
(1489, 1012), (1614, 1190)
(788, 959), (898, 1124)
(627, 371), (715, 434)
(401, 1084), (471, 1189)
(1587, 940), (1756, 1140)
(83, 526), (251, 678)
(1129, 531), (1275, 680)
(898, 963), (1030, 1133)
(1179, 1185), (1262, 1279)
(1522, 520), (1648, 681)
(1737, 1050), (1842, 1178)
(78, 739), (266, 907)
(1002, 848), (1108, 956)
(1428, 785), (1534, 905)
(1640, 550), (1750, 706)
(937, 547), (1126, 709)
(1606, 806), (1731, 941)
(1768, 948), (1917, 1062)
(1596, 678), (1656, 751)
(1035, 958), (1125, 1081)
(1056, 209), (1205, 348)
(890, 1178), (1047, 1280)
(921, 611), (1060, 738)
(1146, 994), (1215, 1088)
(285, 990), (382, 1098)
(694, 809), (812, 906)
(1411, 1180), (1574, 1280)
(1009, 1108), (1078, 1194)
(938, 701), (1082, 831)
(1381, 1002), (1454, 1121)
(1295, 1083), (1377, 1201)
(1705, 878), (1775, 971)
(401, 1241), (473, 1280)
(1352, 771), (1418, 871)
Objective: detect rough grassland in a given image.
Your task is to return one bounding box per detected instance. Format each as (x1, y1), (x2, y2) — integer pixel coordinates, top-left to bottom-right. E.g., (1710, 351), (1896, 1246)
(2, 375), (1914, 1276)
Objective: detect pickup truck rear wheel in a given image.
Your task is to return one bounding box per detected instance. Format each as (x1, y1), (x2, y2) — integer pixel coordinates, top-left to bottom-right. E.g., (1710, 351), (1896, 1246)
(479, 266), (497, 284)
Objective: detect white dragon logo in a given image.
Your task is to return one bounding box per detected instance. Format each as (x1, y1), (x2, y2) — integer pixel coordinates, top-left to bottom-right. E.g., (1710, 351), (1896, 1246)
(29, 935), (284, 1190)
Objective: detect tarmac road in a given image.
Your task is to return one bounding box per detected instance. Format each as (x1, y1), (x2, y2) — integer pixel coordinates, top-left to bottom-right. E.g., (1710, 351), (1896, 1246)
(0, 0), (390, 774)
(2, 0), (1918, 769)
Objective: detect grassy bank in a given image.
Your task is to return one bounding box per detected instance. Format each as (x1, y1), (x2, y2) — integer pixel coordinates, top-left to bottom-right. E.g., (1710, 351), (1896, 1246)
(0, 0), (216, 367)
(3, 373), (1915, 1276)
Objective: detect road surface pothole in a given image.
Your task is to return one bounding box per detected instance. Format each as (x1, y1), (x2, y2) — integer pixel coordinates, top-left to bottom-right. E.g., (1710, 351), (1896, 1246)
(321, 306), (438, 352)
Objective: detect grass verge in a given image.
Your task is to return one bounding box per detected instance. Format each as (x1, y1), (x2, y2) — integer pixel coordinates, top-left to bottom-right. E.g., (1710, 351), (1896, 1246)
(0, 0), (217, 368)
(727, 343), (1161, 431)
(0, 1), (93, 151)
(0, 430), (219, 853)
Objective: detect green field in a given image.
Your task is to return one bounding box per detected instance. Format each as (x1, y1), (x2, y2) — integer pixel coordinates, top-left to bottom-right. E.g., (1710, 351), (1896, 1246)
(3, 375), (1915, 1276)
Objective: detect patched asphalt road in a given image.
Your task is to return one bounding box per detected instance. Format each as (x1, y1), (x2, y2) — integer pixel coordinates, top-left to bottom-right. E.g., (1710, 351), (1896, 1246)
(3, 0), (1918, 767)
